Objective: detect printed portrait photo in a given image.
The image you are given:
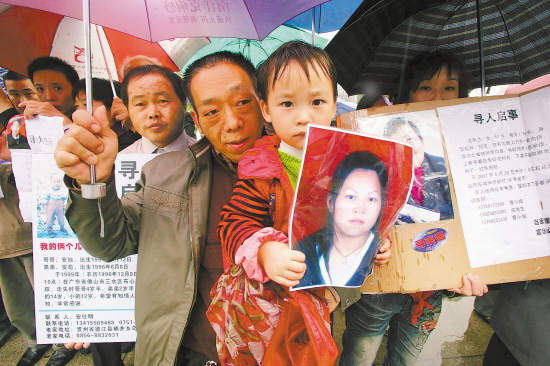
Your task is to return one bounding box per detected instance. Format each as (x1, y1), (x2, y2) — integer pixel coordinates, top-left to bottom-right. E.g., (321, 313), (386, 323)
(354, 110), (454, 224)
(290, 125), (413, 289)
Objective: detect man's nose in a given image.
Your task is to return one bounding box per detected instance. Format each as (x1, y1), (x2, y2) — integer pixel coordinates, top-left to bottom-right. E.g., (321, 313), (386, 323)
(44, 87), (56, 101)
(147, 104), (160, 119)
(222, 107), (243, 131)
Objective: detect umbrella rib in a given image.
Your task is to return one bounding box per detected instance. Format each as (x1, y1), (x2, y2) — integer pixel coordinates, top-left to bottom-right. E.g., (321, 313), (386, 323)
(142, 0), (154, 42)
(496, 3), (521, 84)
(350, 0), (435, 94)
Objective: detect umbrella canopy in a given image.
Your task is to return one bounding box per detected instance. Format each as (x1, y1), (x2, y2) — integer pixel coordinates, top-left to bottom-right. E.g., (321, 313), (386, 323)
(0, 5), (209, 81)
(181, 25), (328, 70)
(1, 0), (329, 42)
(505, 73), (550, 94)
(285, 0), (363, 33)
(325, 0), (550, 96)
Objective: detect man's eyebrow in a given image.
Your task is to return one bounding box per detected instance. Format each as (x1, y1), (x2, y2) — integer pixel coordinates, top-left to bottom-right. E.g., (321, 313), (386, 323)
(198, 84), (251, 106)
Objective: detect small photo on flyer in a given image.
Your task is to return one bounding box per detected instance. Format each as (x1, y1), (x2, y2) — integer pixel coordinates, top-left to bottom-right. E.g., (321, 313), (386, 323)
(290, 125), (413, 290)
(354, 110), (454, 224)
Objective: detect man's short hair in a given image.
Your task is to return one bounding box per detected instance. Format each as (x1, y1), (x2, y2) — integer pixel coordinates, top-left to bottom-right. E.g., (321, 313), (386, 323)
(255, 40), (338, 102)
(182, 51), (256, 110)
(120, 65), (186, 107)
(2, 71), (28, 83)
(27, 56), (80, 89)
(73, 78), (121, 111)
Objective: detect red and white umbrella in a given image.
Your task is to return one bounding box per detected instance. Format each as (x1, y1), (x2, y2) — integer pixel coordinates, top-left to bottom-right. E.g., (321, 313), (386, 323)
(0, 5), (210, 80)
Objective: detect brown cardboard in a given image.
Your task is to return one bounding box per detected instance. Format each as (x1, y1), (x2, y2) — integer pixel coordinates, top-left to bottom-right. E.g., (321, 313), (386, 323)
(338, 95), (550, 292)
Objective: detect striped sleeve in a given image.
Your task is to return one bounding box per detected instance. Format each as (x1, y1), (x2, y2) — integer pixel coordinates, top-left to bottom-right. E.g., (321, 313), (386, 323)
(217, 179), (271, 265)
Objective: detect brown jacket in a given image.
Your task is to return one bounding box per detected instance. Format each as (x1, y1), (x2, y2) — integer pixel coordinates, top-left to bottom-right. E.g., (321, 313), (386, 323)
(0, 164), (32, 259)
(65, 138), (223, 366)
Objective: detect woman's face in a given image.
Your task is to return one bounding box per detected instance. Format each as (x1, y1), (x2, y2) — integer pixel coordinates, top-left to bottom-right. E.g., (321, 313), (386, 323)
(389, 124), (425, 169)
(329, 168), (382, 239)
(409, 66), (459, 103)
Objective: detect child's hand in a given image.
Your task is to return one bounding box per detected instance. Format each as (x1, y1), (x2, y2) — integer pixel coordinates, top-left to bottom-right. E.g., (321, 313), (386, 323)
(373, 237), (391, 267)
(258, 241), (306, 287)
(447, 273), (488, 296)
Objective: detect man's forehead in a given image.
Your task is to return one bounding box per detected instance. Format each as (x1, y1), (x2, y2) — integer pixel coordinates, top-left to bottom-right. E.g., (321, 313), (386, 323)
(128, 73), (175, 96)
(192, 64), (255, 104)
(6, 79), (34, 89)
(33, 70), (70, 84)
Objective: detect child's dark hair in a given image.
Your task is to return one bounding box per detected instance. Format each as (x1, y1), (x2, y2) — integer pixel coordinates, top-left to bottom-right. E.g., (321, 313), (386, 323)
(27, 56), (80, 89)
(72, 78), (121, 111)
(394, 51), (470, 104)
(255, 40), (338, 102)
(325, 151), (388, 235)
(383, 117), (423, 141)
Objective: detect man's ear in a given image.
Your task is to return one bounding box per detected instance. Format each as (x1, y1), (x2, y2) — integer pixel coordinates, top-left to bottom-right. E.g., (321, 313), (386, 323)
(259, 99), (272, 124)
(190, 109), (202, 135)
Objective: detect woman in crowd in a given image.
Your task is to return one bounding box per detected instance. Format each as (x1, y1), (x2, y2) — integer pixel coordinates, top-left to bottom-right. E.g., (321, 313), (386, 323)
(340, 51), (487, 366)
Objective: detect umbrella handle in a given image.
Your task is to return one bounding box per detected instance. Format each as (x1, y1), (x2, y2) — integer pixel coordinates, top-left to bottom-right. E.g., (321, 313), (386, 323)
(81, 0), (106, 201)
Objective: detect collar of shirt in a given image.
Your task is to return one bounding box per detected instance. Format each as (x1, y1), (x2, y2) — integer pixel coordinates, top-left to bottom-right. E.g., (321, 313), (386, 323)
(319, 231), (375, 287)
(125, 130), (196, 154)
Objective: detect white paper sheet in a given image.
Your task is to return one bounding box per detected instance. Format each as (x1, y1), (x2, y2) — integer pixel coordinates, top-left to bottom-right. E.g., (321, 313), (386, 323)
(438, 88), (550, 268)
(34, 154), (154, 343)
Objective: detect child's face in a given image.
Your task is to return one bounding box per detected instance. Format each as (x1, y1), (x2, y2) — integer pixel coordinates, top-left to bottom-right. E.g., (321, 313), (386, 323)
(260, 61), (336, 149)
(329, 168), (382, 238)
(51, 176), (62, 190)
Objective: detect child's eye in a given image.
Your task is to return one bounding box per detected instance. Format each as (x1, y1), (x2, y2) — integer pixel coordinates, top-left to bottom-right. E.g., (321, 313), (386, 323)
(418, 86), (431, 91)
(36, 87), (44, 92)
(445, 86), (457, 91)
(312, 99), (324, 106)
(282, 101), (293, 107)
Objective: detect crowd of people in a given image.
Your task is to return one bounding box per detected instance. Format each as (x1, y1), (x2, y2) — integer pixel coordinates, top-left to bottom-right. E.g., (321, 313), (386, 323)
(0, 39), (546, 366)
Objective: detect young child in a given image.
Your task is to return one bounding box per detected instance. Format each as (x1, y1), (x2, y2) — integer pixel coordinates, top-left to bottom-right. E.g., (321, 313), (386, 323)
(44, 172), (68, 237)
(208, 41), (391, 365)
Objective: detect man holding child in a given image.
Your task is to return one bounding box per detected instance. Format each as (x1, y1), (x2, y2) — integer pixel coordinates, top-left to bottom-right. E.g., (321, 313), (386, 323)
(55, 52), (263, 365)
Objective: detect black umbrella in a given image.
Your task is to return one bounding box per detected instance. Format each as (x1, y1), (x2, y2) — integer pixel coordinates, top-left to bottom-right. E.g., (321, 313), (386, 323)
(326, 0), (550, 96)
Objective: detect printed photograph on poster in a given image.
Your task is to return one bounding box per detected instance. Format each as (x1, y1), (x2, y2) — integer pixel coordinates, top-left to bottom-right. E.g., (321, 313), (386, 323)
(353, 110), (454, 224)
(6, 115), (30, 149)
(33, 155), (76, 239)
(290, 125), (413, 290)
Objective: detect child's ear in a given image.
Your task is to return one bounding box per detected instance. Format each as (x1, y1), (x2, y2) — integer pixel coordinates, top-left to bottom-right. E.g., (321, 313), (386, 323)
(259, 100), (272, 124)
(190, 109), (203, 135)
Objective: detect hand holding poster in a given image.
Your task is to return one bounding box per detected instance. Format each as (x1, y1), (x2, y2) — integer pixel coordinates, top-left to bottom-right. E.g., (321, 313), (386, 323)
(290, 125), (413, 289)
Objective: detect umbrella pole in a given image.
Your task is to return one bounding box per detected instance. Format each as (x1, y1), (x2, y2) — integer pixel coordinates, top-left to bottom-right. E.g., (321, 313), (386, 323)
(476, 0), (486, 96)
(311, 8), (315, 46)
(81, 0), (106, 200)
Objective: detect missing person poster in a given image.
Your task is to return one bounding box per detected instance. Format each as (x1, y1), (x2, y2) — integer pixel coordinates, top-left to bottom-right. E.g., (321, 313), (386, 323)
(33, 154), (154, 343)
(289, 125), (413, 290)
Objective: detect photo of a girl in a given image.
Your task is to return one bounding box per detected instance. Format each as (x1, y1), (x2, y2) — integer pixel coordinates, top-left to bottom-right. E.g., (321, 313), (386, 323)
(294, 151), (388, 288)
